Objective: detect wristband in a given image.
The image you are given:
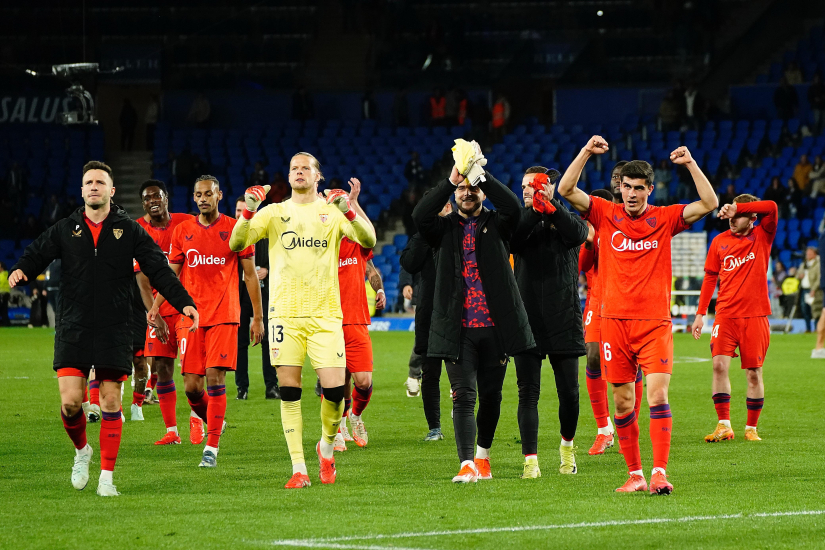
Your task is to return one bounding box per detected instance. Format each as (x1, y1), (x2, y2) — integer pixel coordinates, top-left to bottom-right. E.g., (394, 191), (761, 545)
(344, 210), (356, 222)
(376, 289), (385, 295)
(242, 208), (255, 220)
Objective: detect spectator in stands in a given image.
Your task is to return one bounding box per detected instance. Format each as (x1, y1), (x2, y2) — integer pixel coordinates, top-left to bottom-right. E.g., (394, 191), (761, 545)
(784, 61), (803, 85)
(266, 172), (290, 204)
(457, 89), (469, 126)
(40, 194), (63, 227)
(405, 150), (426, 187)
(4, 161), (27, 211)
(809, 73), (825, 135)
(119, 99), (137, 152)
(774, 260), (788, 287)
(20, 214), (43, 240)
(429, 88), (446, 126)
(659, 89), (682, 132)
(291, 87), (314, 121)
(774, 77), (799, 121)
(654, 160), (672, 204)
(785, 177), (804, 218)
(491, 93), (510, 140)
(187, 93), (211, 126)
(28, 274), (48, 328)
(781, 266), (800, 318)
(798, 246), (821, 332)
(793, 154), (813, 191)
(809, 156), (825, 198)
(683, 83), (705, 130)
(362, 90), (377, 120)
(445, 88), (459, 127)
(764, 176), (788, 217)
(0, 261), (9, 326)
(248, 162), (268, 188)
(145, 95), (159, 150)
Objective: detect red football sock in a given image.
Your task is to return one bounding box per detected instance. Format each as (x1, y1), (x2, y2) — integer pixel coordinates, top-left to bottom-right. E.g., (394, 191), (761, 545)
(343, 397), (351, 418)
(649, 404), (672, 471)
(746, 397), (764, 427)
(132, 391), (145, 407)
(99, 410), (123, 472)
(156, 380), (178, 429)
(61, 409), (87, 450)
(585, 367), (609, 429)
(89, 380), (100, 406)
(713, 393), (731, 421)
(149, 373), (158, 391)
(352, 384), (372, 416)
(206, 385), (226, 447)
(614, 411), (641, 473)
(634, 369), (643, 418)
(187, 390), (208, 421)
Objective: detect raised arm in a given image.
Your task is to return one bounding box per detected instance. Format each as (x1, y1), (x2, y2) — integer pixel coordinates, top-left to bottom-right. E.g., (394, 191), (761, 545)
(476, 171), (522, 235)
(719, 200), (778, 235)
(346, 177), (376, 236)
(672, 146), (719, 224)
(412, 177), (456, 247)
(558, 136), (610, 213)
(545, 198), (588, 248)
(230, 185), (271, 252)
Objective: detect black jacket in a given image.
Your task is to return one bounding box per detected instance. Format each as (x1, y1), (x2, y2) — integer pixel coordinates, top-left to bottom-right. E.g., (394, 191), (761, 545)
(412, 174), (535, 361)
(12, 205), (195, 374)
(511, 200), (588, 357)
(399, 232), (436, 356)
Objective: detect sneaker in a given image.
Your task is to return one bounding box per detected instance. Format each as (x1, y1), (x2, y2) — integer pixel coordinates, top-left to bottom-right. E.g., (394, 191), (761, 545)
(349, 413), (368, 447)
(71, 445), (93, 490)
(130, 403), (144, 421)
(588, 433), (614, 455)
(189, 415), (205, 445)
(86, 403), (101, 423)
(333, 431), (347, 452)
(521, 458), (541, 479)
(405, 377), (421, 397)
(649, 471), (673, 495)
(236, 388), (248, 400)
(316, 442), (337, 484)
(341, 424), (354, 442)
(559, 444), (578, 474)
(744, 427), (762, 441)
(265, 386), (281, 400)
(811, 348), (825, 359)
(451, 462), (478, 483)
(284, 472), (311, 489)
(96, 479), (120, 497)
(615, 474), (648, 493)
(314, 379), (323, 398)
(424, 428), (444, 441)
(155, 431), (182, 445)
(474, 457), (492, 480)
(704, 423), (734, 443)
(199, 450), (217, 468)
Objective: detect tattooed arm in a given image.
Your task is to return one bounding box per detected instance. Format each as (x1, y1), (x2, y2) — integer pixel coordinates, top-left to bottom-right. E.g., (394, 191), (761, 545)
(365, 259), (386, 310)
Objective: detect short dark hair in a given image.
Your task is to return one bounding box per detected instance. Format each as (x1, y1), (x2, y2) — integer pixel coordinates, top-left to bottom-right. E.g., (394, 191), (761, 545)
(525, 166), (561, 184)
(139, 179), (168, 198)
(591, 189), (614, 201)
(612, 160), (629, 174)
(235, 195), (246, 205)
(620, 160), (655, 187)
(525, 166), (548, 175)
(194, 174), (220, 188)
(83, 161), (113, 180)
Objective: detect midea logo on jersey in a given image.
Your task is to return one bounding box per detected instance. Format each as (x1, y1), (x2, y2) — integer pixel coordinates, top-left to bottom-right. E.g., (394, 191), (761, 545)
(339, 257), (358, 268)
(281, 231), (328, 250)
(722, 252), (756, 271)
(610, 230), (659, 252)
(186, 249), (226, 267)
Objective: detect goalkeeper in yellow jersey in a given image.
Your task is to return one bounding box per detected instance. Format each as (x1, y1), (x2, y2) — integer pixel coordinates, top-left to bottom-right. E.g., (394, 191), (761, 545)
(229, 152), (376, 488)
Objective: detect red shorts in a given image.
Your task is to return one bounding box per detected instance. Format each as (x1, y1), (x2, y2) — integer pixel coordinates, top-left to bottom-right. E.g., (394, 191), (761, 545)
(343, 324), (374, 373)
(57, 367), (128, 383)
(134, 348), (144, 358)
(583, 307), (601, 344)
(710, 316), (770, 369)
(176, 321), (238, 376)
(145, 314), (181, 358)
(601, 318), (673, 384)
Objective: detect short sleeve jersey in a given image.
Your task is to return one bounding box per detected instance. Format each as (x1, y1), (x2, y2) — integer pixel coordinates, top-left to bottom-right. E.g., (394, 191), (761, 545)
(168, 214), (254, 327)
(136, 213), (191, 317)
(338, 237), (374, 326)
(583, 197), (690, 320)
(701, 201), (777, 319)
(242, 198), (366, 319)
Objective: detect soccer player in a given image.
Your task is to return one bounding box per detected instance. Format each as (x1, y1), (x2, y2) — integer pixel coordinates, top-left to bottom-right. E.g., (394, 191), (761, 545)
(134, 180), (192, 444)
(511, 168), (588, 478)
(335, 177), (385, 451)
(9, 161), (197, 496)
(559, 136), (718, 494)
(149, 175), (264, 467)
(229, 153), (376, 488)
(129, 268), (150, 421)
(691, 195), (777, 443)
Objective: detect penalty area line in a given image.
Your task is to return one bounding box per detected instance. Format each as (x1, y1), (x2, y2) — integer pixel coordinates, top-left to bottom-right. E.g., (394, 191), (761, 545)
(258, 509), (825, 548)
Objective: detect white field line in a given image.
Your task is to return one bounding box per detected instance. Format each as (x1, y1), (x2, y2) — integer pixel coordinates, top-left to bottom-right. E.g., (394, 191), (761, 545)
(673, 356), (711, 363)
(259, 509), (825, 549)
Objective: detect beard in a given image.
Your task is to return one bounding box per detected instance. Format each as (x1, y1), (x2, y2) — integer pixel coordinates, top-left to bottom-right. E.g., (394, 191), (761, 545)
(457, 200), (480, 216)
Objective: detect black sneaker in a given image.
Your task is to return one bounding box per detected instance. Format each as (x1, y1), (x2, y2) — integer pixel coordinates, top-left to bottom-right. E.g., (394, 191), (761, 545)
(265, 386), (281, 400)
(236, 388), (248, 400)
(314, 378), (323, 397)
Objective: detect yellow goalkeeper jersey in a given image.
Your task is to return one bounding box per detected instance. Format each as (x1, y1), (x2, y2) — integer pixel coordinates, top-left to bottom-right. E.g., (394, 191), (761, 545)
(229, 198), (376, 319)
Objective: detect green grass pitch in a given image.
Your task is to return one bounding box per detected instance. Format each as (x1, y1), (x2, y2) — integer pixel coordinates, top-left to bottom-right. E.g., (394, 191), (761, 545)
(1, 328), (823, 549)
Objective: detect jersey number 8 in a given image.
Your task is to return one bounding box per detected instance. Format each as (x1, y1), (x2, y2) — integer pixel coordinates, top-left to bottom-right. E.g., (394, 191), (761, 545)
(585, 311), (592, 326)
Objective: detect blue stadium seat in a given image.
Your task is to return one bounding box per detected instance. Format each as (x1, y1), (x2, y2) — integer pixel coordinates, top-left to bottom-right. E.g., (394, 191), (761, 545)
(393, 234), (409, 249)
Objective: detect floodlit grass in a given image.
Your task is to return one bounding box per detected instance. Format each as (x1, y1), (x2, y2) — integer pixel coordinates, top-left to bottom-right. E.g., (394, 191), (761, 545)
(1, 328), (823, 549)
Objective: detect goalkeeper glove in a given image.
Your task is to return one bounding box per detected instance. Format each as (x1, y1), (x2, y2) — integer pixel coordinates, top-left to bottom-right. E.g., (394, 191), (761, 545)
(242, 185), (270, 219)
(326, 189), (356, 221)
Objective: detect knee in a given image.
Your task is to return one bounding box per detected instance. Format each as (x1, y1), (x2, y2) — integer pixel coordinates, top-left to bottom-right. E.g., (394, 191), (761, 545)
(280, 386), (302, 402)
(452, 387), (476, 407)
(479, 388), (503, 405)
(62, 399), (82, 417)
(184, 390), (203, 402)
(647, 387), (668, 407)
(746, 368), (762, 386)
(712, 361), (728, 376)
(322, 385), (345, 403)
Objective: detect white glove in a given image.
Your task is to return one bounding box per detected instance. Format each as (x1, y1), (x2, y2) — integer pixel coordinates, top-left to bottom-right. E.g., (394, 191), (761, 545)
(464, 141), (488, 186)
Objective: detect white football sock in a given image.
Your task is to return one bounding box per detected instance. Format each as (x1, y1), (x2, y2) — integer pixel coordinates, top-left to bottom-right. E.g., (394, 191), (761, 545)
(475, 446), (490, 459)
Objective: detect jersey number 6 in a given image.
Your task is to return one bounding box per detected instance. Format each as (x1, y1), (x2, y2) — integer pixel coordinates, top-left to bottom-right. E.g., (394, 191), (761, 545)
(603, 342), (611, 362)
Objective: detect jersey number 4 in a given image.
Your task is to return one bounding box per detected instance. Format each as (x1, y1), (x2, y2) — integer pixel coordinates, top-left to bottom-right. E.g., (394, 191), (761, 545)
(712, 324), (720, 338)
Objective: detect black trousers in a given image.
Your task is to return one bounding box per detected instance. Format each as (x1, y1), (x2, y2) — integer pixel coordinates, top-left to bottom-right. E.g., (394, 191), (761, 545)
(0, 293), (9, 326)
(514, 352), (580, 455)
(236, 299), (278, 392)
(445, 327), (508, 462)
(409, 351), (443, 430)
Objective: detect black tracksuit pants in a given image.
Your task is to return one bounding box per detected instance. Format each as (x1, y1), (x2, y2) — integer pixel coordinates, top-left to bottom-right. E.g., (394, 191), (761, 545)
(445, 327), (508, 462)
(236, 298), (278, 392)
(408, 351), (443, 430)
(514, 352), (579, 455)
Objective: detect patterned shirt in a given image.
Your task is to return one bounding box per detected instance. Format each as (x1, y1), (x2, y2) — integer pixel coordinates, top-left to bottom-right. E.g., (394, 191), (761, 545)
(460, 216), (494, 327)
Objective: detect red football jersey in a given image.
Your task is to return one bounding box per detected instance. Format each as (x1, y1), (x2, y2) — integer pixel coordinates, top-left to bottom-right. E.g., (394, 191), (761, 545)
(168, 214), (254, 327)
(579, 238), (600, 314)
(697, 200), (777, 319)
(583, 196), (690, 320)
(136, 213), (191, 317)
(338, 237), (373, 326)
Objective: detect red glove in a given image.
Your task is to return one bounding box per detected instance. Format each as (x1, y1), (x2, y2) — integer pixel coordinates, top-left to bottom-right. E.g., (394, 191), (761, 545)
(326, 189), (356, 221)
(530, 174), (556, 215)
(242, 184), (269, 219)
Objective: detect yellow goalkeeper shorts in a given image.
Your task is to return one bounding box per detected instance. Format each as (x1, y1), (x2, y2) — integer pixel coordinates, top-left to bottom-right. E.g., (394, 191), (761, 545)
(268, 317), (346, 369)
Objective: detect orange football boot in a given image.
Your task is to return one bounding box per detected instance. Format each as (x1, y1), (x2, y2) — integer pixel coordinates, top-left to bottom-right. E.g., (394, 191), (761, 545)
(588, 433), (614, 455)
(316, 442), (337, 484)
(155, 431), (181, 445)
(615, 474), (648, 493)
(704, 423), (734, 443)
(284, 473), (311, 489)
(649, 471), (673, 495)
(474, 457), (492, 480)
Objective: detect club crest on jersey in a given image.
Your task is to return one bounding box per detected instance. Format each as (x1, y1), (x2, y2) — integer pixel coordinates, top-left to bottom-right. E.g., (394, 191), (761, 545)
(646, 217), (657, 228)
(319, 214), (328, 223)
(113, 228), (123, 239)
(723, 252), (756, 271)
(271, 347), (280, 359)
(148, 343), (154, 351)
(72, 228), (82, 237)
(610, 230), (658, 252)
(220, 231), (229, 241)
